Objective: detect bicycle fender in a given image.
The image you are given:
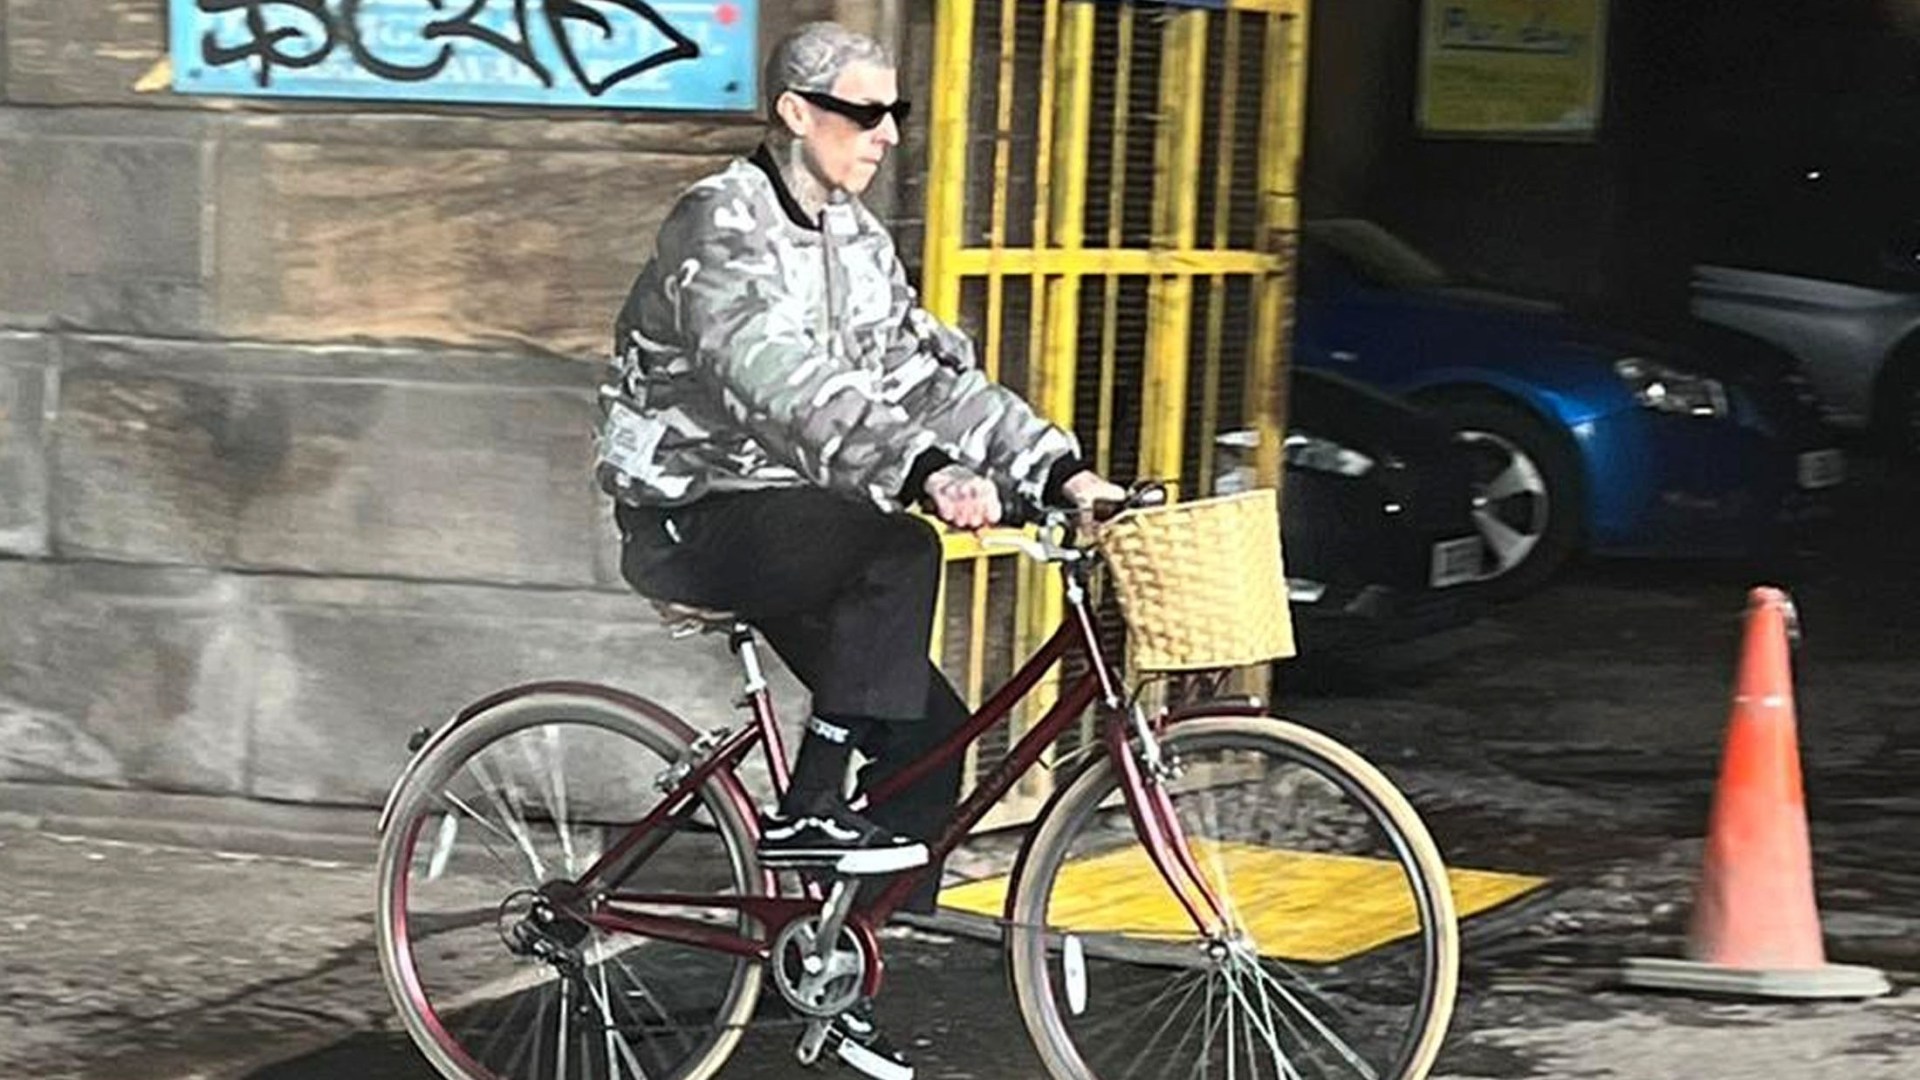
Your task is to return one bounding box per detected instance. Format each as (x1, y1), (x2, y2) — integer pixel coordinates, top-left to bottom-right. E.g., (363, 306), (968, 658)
(374, 680), (762, 840)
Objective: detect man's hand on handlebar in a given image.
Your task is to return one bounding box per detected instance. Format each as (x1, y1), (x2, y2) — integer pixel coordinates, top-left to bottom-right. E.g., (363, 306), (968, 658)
(925, 463), (1003, 531)
(1062, 470), (1131, 527)
(924, 463), (1155, 535)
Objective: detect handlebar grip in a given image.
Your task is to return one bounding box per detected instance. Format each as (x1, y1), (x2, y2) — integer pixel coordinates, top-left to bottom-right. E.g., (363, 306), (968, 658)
(990, 479), (1168, 530)
(1109, 480), (1170, 519)
(1061, 484), (1171, 527)
(993, 481), (1040, 530)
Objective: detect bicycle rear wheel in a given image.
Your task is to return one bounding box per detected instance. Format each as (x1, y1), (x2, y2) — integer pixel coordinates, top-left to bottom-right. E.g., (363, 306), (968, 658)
(375, 690), (766, 1080)
(1007, 716), (1459, 1080)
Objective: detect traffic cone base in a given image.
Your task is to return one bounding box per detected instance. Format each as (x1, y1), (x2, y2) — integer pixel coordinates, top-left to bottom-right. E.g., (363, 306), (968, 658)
(1618, 586), (1890, 1001)
(1621, 956), (1890, 1000)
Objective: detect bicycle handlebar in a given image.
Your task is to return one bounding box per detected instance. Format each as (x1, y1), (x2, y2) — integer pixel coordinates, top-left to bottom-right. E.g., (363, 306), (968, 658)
(994, 479), (1170, 533)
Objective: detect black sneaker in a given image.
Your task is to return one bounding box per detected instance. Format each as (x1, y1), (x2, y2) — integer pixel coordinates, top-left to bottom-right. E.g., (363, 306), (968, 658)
(757, 800), (929, 876)
(826, 1002), (914, 1080)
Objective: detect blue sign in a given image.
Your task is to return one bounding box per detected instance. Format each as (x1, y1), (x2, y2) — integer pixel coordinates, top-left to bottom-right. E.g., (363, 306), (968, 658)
(168, 1), (759, 112)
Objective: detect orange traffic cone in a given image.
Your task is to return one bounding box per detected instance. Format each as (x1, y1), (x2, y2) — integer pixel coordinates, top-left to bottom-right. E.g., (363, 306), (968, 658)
(1621, 586), (1889, 999)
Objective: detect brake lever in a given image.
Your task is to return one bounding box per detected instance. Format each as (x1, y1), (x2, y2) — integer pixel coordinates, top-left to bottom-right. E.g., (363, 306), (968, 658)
(980, 530), (1083, 563)
(979, 533), (1050, 560)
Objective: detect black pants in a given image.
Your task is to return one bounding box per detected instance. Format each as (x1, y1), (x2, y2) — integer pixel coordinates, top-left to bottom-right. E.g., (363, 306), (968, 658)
(616, 487), (968, 913)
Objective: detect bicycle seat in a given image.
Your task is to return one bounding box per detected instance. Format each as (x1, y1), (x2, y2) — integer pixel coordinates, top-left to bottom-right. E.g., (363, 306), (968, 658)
(650, 599), (741, 637)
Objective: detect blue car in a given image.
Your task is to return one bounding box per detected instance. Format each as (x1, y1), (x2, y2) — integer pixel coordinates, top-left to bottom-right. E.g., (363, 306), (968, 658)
(1293, 219), (1847, 596)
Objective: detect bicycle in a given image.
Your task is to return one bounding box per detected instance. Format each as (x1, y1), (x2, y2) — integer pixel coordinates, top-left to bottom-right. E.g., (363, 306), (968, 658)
(374, 484), (1461, 1080)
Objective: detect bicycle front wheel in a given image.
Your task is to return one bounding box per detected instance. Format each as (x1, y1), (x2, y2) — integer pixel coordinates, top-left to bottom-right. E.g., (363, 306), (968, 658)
(1007, 716), (1459, 1080)
(375, 690), (766, 1080)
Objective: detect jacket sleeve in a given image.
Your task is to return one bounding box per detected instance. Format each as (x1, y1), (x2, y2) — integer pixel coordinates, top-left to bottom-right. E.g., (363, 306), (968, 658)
(876, 246), (1086, 507)
(662, 186), (943, 509)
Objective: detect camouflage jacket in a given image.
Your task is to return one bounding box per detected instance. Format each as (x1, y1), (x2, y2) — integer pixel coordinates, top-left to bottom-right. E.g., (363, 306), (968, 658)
(595, 146), (1083, 512)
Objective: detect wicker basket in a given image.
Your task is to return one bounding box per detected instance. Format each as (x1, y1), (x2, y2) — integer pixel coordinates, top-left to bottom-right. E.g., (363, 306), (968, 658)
(1097, 488), (1296, 672)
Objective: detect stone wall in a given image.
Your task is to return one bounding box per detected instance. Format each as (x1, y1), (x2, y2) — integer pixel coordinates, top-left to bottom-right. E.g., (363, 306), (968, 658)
(0, 1), (900, 817)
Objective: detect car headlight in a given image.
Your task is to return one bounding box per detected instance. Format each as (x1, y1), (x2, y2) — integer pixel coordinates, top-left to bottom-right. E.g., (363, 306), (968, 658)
(1614, 358), (1729, 419)
(1284, 433), (1375, 477)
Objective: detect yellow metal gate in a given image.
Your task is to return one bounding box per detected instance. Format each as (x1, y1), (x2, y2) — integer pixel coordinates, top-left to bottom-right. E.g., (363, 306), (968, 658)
(921, 0), (1310, 826)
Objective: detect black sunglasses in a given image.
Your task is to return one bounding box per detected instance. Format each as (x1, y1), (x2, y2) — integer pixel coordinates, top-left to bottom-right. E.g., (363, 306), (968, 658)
(792, 89), (912, 130)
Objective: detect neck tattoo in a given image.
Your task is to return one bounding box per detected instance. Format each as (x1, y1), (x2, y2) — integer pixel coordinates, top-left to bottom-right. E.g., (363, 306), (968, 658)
(779, 139), (836, 221)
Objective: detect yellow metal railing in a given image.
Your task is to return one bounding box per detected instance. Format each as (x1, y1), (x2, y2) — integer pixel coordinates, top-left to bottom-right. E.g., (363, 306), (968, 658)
(922, 0), (1310, 822)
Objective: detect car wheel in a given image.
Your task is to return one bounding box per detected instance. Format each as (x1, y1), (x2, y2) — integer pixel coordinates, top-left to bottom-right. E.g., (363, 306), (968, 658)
(1873, 347), (1920, 460)
(1432, 397), (1583, 598)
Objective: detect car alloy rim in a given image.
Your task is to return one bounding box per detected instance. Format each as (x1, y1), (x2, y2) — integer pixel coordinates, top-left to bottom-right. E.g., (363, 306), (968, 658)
(1456, 430), (1549, 577)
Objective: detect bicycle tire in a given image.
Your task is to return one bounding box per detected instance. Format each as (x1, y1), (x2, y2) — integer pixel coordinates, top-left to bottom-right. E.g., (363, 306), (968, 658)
(375, 689), (767, 1080)
(1006, 716), (1460, 1080)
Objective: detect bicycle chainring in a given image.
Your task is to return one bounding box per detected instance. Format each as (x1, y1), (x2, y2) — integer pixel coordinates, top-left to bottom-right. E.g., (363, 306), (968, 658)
(769, 915), (870, 1019)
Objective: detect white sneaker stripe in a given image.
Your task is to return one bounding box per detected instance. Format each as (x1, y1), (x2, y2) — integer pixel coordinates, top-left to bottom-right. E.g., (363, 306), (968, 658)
(837, 1038), (915, 1080)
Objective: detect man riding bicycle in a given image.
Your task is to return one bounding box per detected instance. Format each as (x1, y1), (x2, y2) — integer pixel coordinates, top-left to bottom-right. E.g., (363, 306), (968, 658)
(595, 20), (1123, 1077)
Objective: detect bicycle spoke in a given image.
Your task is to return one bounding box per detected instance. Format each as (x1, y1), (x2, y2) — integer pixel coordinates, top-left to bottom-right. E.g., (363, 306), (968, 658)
(1153, 973), (1219, 1080)
(527, 981), (563, 1076)
(1222, 967), (1246, 1080)
(472, 755), (551, 882)
(484, 977), (549, 1076)
(1223, 959), (1293, 1080)
(382, 706), (769, 1080)
(1226, 967), (1239, 1080)
(1113, 970), (1211, 1080)
(588, 963), (653, 1080)
(426, 811), (459, 882)
(404, 904), (498, 941)
(596, 799), (712, 897)
(447, 759), (547, 885)
(524, 982), (547, 1080)
(607, 945), (699, 1055)
(1247, 959), (1376, 1080)
(1261, 995), (1319, 1079)
(1074, 966), (1205, 1045)
(1192, 975), (1220, 1080)
(1071, 965), (1209, 1022)
(525, 725), (584, 878)
(438, 789), (535, 883)
(556, 976), (573, 1080)
(440, 957), (563, 1018)
(1249, 962), (1307, 1080)
(1193, 792), (1241, 933)
(1245, 986), (1265, 1080)
(1262, 956), (1351, 1021)
(1012, 721), (1455, 1080)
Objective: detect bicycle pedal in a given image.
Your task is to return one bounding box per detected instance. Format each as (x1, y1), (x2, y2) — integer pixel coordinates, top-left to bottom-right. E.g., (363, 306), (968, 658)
(831, 1031), (915, 1080)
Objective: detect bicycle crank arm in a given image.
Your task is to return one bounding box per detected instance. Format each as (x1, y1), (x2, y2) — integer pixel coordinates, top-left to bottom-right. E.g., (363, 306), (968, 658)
(813, 879), (856, 963)
(795, 1018), (831, 1066)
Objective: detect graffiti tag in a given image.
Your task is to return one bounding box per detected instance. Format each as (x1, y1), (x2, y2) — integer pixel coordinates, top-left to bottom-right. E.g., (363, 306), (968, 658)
(181, 0), (736, 106)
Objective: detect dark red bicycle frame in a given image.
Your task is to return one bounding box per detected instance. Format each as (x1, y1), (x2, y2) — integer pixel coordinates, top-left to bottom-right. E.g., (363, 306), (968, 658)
(566, 563), (1233, 976)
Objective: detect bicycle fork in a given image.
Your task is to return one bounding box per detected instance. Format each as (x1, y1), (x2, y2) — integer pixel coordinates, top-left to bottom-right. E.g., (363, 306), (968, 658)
(1063, 567), (1231, 940)
(1106, 709), (1232, 940)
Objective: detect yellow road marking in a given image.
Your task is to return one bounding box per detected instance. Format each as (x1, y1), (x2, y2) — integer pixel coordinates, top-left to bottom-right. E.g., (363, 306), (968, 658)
(941, 842), (1547, 964)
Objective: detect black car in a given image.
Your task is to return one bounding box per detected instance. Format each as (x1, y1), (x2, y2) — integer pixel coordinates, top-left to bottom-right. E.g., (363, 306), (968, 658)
(1219, 367), (1487, 653)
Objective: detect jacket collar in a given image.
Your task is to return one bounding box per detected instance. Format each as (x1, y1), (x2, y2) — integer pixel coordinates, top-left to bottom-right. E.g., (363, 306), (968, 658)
(749, 143), (822, 232)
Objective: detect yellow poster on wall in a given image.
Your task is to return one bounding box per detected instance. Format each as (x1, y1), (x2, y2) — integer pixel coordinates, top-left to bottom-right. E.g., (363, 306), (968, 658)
(1417, 0), (1609, 138)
